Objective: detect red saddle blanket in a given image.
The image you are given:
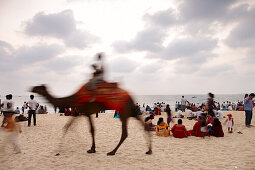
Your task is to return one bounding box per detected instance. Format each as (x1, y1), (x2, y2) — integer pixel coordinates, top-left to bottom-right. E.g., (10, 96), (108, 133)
(74, 82), (131, 114)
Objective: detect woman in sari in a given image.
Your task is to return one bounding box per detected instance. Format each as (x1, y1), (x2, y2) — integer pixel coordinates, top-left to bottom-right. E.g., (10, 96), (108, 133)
(156, 117), (170, 137)
(171, 119), (187, 138)
(187, 116), (202, 137)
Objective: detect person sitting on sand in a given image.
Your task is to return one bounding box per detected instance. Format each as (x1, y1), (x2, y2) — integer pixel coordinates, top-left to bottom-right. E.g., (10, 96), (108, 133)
(212, 118), (224, 137)
(185, 107), (195, 120)
(145, 115), (156, 131)
(215, 109), (224, 119)
(171, 119), (187, 138)
(156, 117), (170, 137)
(207, 114), (215, 135)
(200, 114), (208, 138)
(225, 114), (234, 133)
(187, 116), (203, 137)
(174, 110), (184, 118)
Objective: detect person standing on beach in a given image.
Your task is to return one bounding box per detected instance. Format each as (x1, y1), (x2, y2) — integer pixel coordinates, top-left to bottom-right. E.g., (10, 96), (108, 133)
(181, 96), (189, 112)
(27, 95), (39, 126)
(244, 93), (255, 127)
(207, 93), (216, 116)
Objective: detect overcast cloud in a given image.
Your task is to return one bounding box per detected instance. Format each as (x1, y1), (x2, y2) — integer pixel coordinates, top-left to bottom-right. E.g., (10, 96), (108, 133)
(24, 10), (99, 49)
(0, 0), (254, 95)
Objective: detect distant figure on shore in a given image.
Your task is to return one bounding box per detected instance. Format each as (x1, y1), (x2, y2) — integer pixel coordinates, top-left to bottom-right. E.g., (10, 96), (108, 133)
(181, 96), (189, 112)
(165, 104), (172, 125)
(14, 107), (20, 114)
(225, 114), (234, 133)
(207, 93), (216, 116)
(244, 93), (255, 127)
(185, 107), (195, 120)
(27, 95), (39, 126)
(22, 101), (27, 114)
(174, 110), (184, 118)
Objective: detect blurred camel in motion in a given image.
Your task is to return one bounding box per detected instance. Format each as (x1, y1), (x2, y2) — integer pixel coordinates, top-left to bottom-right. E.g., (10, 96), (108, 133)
(31, 83), (152, 155)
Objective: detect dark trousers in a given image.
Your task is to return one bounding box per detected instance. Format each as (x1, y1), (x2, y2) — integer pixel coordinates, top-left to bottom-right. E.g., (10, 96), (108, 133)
(208, 109), (215, 117)
(28, 110), (36, 126)
(245, 110), (253, 126)
(181, 105), (186, 112)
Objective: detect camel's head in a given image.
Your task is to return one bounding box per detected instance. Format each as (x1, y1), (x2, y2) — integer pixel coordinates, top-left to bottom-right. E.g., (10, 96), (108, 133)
(30, 85), (48, 96)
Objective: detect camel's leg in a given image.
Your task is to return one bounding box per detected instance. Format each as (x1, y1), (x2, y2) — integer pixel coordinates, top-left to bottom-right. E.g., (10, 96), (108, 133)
(136, 115), (152, 154)
(107, 118), (128, 156)
(62, 117), (77, 137)
(87, 114), (96, 153)
(55, 117), (77, 156)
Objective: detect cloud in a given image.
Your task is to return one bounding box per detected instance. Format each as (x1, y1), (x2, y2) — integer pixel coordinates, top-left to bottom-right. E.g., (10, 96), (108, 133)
(225, 7), (255, 48)
(112, 28), (166, 53)
(15, 43), (64, 63)
(24, 10), (99, 49)
(162, 37), (217, 59)
(179, 0), (238, 22)
(109, 57), (138, 73)
(143, 8), (178, 27)
(199, 64), (232, 77)
(44, 55), (83, 74)
(0, 40), (65, 73)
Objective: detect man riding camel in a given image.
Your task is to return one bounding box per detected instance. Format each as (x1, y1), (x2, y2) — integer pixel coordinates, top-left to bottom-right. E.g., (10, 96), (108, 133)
(88, 53), (105, 101)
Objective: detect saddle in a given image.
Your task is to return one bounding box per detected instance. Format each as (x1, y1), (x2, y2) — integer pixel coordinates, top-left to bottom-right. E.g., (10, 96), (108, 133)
(75, 81), (131, 113)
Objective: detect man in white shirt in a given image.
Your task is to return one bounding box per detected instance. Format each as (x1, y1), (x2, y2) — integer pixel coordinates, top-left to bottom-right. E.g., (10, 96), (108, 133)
(27, 95), (39, 126)
(181, 96), (189, 112)
(1, 94), (14, 127)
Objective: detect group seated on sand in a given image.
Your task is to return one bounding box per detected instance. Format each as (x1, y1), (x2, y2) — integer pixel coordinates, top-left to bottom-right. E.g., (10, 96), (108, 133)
(145, 112), (226, 138)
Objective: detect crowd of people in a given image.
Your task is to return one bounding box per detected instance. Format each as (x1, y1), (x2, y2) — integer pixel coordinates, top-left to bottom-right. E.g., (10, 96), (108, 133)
(142, 93), (255, 138)
(0, 92), (254, 154)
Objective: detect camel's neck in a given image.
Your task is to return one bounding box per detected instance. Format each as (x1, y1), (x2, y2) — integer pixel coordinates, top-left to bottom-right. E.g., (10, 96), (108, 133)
(43, 91), (58, 107)
(42, 90), (76, 109)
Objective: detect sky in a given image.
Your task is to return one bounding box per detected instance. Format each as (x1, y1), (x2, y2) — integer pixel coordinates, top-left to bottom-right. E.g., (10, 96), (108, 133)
(0, 0), (254, 96)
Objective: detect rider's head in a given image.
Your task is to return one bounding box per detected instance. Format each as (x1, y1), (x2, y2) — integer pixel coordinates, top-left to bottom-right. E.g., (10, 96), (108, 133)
(97, 53), (103, 60)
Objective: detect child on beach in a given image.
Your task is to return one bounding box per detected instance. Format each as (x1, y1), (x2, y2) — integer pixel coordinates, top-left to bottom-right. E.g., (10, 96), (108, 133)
(225, 114), (234, 133)
(1, 116), (22, 154)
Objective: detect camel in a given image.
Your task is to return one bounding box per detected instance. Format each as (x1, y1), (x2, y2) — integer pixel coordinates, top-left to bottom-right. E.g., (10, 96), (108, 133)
(31, 84), (152, 155)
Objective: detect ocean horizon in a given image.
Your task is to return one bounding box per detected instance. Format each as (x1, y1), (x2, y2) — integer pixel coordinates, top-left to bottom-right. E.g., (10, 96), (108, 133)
(0, 94), (246, 113)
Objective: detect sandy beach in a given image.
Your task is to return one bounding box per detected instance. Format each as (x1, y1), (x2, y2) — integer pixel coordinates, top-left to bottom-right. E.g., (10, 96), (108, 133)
(0, 111), (255, 170)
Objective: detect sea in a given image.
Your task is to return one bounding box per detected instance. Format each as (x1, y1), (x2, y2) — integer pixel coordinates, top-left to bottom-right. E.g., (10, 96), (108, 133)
(0, 94), (245, 113)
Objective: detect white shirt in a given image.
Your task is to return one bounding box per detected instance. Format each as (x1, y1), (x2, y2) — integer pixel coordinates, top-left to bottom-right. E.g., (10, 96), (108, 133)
(216, 110), (224, 119)
(8, 100), (14, 111)
(228, 106), (232, 111)
(181, 98), (187, 105)
(28, 99), (38, 110)
(175, 110), (183, 118)
(2, 100), (9, 111)
(185, 109), (193, 118)
(196, 111), (203, 118)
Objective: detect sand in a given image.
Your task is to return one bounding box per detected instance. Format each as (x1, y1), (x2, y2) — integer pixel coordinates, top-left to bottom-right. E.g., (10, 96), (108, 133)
(0, 111), (255, 170)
